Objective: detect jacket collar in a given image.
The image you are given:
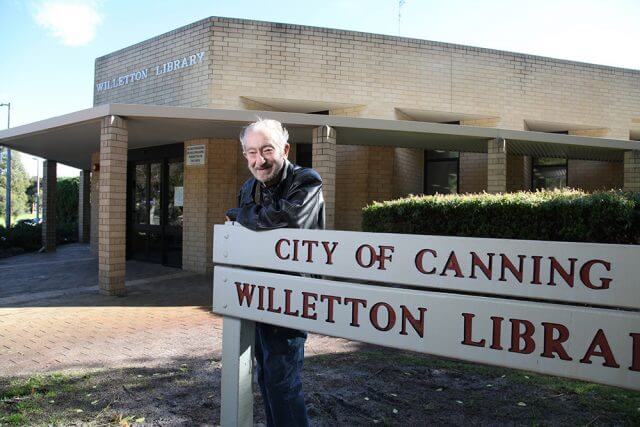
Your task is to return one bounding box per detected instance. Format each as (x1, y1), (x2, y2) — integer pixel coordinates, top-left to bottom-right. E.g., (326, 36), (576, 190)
(250, 159), (293, 201)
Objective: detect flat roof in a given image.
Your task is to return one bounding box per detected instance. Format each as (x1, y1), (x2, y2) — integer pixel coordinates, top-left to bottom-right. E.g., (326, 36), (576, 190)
(0, 104), (637, 170)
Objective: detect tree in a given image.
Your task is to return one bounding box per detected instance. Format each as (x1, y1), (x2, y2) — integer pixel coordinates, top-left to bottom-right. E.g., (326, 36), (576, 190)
(0, 149), (30, 219)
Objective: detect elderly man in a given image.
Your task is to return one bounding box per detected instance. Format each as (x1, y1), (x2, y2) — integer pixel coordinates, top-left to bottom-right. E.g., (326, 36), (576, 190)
(225, 118), (324, 427)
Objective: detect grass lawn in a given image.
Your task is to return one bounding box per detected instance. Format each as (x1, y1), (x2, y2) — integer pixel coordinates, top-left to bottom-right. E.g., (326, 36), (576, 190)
(1, 350), (639, 426)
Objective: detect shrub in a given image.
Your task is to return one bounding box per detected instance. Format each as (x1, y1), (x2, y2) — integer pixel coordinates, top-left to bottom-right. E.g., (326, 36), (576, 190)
(0, 225), (7, 249)
(6, 221), (42, 251)
(362, 189), (639, 244)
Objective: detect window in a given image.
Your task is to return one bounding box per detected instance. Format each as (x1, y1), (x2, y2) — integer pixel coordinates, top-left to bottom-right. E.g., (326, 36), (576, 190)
(424, 150), (459, 195)
(296, 143), (313, 168)
(532, 158), (567, 190)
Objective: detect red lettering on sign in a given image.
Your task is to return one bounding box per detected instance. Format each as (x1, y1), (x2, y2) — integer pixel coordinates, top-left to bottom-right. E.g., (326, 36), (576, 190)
(355, 244), (394, 270)
(509, 319), (535, 354)
(470, 252), (493, 280)
(292, 239), (300, 261)
(235, 282), (255, 307)
(320, 294), (342, 323)
(284, 289), (299, 316)
(275, 239), (290, 260)
(370, 302), (396, 331)
(301, 240), (319, 263)
(531, 255), (543, 285)
(461, 313), (486, 347)
(499, 254), (526, 283)
(580, 329), (620, 368)
(257, 285), (265, 310)
(580, 260), (612, 290)
(541, 322), (572, 360)
(267, 287), (282, 313)
(490, 316), (504, 350)
(322, 241), (338, 265)
(630, 333), (640, 372)
(344, 297), (367, 327)
(415, 249), (437, 274)
(400, 306), (428, 338)
(548, 257), (577, 287)
(356, 245), (377, 268)
(440, 251), (464, 278)
(301, 292), (318, 320)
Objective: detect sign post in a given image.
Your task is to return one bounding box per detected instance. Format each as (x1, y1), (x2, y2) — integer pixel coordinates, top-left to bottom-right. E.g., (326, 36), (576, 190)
(220, 316), (254, 427)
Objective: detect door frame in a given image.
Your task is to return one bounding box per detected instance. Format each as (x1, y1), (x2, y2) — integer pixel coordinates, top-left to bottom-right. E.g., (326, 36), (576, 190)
(127, 143), (184, 267)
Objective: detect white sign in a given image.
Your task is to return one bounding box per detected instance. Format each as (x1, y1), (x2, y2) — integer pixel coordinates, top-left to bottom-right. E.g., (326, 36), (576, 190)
(186, 145), (206, 166)
(174, 187), (184, 207)
(213, 266), (640, 391)
(213, 225), (640, 309)
(95, 51), (205, 92)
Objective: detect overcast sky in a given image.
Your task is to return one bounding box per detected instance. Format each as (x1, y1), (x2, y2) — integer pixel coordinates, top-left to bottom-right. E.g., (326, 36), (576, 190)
(0, 0), (638, 176)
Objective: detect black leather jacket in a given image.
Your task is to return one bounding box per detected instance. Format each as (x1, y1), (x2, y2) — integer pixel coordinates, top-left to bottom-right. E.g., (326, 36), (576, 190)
(225, 160), (325, 231)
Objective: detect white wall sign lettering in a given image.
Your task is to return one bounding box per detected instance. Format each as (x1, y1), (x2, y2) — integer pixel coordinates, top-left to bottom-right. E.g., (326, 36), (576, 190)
(186, 144), (206, 166)
(95, 51), (205, 93)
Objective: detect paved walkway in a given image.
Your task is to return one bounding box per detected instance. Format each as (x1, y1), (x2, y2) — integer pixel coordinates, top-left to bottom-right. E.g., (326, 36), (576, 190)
(0, 244), (358, 377)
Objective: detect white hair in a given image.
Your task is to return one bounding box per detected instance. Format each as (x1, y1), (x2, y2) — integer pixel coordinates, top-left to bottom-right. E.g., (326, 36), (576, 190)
(239, 118), (290, 154)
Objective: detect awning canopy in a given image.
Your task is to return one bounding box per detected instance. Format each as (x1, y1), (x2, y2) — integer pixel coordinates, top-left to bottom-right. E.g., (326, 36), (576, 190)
(0, 104), (637, 170)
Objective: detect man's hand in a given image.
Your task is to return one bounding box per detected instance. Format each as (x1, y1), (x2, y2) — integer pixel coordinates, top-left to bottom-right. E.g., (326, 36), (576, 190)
(225, 207), (240, 222)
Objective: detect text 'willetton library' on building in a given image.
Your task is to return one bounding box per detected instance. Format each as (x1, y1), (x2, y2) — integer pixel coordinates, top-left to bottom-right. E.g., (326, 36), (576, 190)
(0, 17), (639, 296)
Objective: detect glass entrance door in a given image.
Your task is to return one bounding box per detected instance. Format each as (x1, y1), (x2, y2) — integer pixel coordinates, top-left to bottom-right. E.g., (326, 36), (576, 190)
(128, 147), (183, 267)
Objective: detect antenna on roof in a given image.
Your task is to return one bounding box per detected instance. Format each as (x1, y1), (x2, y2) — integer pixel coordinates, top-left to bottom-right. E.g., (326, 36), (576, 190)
(398, 0), (406, 36)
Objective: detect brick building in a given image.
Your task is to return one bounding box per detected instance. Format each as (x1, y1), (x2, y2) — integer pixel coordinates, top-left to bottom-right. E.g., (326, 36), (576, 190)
(1, 17), (639, 295)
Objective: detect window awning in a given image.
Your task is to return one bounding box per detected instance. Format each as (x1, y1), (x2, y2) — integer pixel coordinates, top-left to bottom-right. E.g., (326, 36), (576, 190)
(0, 104), (637, 170)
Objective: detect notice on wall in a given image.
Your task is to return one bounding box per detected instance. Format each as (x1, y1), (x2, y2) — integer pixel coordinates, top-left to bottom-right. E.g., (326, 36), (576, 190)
(174, 187), (184, 207)
(186, 144), (206, 166)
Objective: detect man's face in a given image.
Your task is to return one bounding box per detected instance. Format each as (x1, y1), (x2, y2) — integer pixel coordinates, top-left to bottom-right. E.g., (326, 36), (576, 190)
(243, 130), (290, 186)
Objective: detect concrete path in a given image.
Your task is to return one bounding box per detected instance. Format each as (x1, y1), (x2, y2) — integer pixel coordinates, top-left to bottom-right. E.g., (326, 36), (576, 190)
(0, 244), (358, 377)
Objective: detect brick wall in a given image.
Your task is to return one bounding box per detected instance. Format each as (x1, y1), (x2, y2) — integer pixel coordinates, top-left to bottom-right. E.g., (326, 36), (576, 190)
(393, 148), (423, 198)
(367, 147), (395, 203)
(335, 145), (369, 231)
(94, 18), (213, 107)
(568, 160), (624, 191)
(459, 152), (488, 193)
(205, 17), (639, 139)
(565, 129), (624, 191)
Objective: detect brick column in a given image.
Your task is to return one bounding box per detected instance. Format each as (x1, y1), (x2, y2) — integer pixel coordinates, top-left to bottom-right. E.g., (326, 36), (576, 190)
(41, 160), (57, 252)
(183, 139), (211, 273)
(487, 138), (507, 193)
(312, 126), (336, 229)
(78, 170), (91, 243)
(90, 152), (99, 255)
(99, 116), (127, 296)
(182, 138), (239, 273)
(624, 150), (640, 191)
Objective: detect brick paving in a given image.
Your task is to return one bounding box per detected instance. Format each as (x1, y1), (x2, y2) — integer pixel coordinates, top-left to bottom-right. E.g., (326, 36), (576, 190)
(0, 244), (358, 377)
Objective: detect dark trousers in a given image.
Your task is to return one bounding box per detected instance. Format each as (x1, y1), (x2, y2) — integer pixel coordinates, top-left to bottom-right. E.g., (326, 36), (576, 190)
(255, 322), (309, 427)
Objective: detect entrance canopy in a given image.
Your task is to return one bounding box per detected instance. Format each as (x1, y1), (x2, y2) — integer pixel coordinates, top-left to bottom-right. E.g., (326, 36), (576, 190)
(0, 103), (637, 169)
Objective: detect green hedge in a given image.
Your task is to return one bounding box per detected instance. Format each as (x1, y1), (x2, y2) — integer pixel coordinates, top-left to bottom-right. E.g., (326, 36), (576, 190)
(56, 177), (79, 243)
(0, 222), (42, 253)
(362, 189), (640, 244)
